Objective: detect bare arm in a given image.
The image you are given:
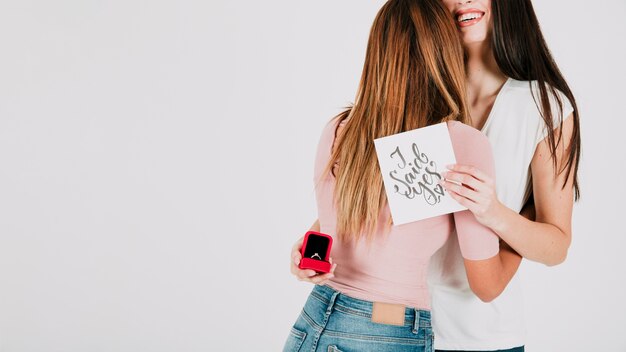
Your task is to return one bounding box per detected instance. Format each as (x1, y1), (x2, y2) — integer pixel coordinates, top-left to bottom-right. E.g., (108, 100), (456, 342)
(442, 114), (575, 267)
(463, 202), (533, 302)
(488, 114), (575, 266)
(441, 121), (535, 301)
(463, 246), (520, 302)
(310, 219), (320, 232)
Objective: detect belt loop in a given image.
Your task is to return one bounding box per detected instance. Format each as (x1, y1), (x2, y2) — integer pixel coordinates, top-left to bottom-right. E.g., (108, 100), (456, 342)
(412, 308), (419, 334)
(322, 289), (340, 327)
(311, 287), (341, 352)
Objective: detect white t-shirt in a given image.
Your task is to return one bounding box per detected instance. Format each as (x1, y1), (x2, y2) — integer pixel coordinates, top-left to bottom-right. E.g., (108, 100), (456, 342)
(427, 77), (575, 350)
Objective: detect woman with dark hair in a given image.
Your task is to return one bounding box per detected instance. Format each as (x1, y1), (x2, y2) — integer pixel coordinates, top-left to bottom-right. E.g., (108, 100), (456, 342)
(283, 0), (524, 351)
(429, 1), (581, 351)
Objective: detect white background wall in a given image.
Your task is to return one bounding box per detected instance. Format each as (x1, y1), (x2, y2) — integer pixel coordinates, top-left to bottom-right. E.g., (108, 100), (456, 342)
(0, 1), (624, 351)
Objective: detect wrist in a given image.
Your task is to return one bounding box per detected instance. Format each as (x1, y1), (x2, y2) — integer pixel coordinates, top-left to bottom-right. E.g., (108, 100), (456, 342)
(489, 201), (511, 234)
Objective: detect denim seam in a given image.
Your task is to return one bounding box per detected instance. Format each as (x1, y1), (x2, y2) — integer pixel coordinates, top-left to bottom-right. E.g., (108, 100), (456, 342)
(301, 308), (323, 331)
(311, 290), (329, 305)
(289, 326), (307, 340)
(320, 329), (426, 345)
(333, 304), (370, 318)
(311, 290), (340, 352)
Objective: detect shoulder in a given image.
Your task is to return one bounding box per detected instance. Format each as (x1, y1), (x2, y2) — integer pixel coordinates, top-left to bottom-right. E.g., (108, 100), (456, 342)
(321, 112), (349, 137)
(317, 116), (341, 146)
(318, 114), (350, 150)
(313, 113), (350, 181)
(507, 78), (574, 116)
(314, 113), (349, 166)
(502, 79), (575, 147)
(502, 78), (570, 103)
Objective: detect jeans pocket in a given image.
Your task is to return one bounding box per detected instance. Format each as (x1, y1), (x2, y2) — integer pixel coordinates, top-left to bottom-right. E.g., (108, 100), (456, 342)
(327, 345), (343, 352)
(282, 326), (307, 352)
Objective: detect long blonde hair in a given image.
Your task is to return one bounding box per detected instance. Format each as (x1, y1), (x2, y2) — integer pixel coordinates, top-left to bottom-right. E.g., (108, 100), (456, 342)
(316, 0), (469, 244)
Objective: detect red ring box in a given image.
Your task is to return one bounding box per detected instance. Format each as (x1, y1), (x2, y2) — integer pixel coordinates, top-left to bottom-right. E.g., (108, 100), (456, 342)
(299, 231), (333, 273)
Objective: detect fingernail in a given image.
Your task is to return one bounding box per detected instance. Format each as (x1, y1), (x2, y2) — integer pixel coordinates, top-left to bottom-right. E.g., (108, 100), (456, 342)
(446, 164), (454, 169)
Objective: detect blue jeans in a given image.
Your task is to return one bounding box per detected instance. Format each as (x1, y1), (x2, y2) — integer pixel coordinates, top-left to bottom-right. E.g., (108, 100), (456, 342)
(283, 284), (434, 352)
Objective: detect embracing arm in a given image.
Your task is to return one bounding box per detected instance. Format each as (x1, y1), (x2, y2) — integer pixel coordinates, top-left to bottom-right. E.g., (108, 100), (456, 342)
(487, 114), (575, 266)
(462, 201), (534, 302)
(442, 121), (526, 302)
(442, 114), (575, 267)
(463, 245), (520, 302)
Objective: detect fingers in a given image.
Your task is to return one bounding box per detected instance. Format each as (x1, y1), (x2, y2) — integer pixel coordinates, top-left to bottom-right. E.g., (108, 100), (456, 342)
(291, 258), (308, 276)
(291, 253), (337, 284)
(296, 269), (319, 280)
(446, 164), (493, 185)
(327, 259), (336, 275)
(445, 186), (476, 210)
(290, 248), (303, 276)
(440, 179), (479, 203)
(292, 248), (302, 266)
(291, 236), (303, 254)
(290, 236), (303, 272)
(307, 262), (337, 284)
(441, 170), (486, 193)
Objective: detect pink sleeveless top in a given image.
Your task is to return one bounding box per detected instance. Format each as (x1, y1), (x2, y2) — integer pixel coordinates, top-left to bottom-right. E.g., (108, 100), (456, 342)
(313, 119), (499, 310)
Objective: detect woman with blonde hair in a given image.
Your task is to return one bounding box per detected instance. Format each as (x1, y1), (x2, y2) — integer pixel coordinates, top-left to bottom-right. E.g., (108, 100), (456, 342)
(283, 0), (522, 351)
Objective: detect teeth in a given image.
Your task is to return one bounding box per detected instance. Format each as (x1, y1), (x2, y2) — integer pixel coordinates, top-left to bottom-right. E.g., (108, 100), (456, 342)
(457, 12), (482, 22)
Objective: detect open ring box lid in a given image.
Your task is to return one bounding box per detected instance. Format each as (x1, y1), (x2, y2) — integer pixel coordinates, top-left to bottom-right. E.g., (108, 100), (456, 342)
(299, 231), (333, 273)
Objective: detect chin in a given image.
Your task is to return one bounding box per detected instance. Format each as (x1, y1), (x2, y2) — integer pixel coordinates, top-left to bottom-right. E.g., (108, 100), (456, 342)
(462, 33), (489, 45)
(459, 26), (489, 46)
(456, 15), (490, 46)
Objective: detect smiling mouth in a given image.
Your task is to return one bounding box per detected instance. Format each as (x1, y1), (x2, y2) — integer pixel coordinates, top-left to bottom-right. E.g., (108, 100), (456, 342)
(456, 11), (485, 27)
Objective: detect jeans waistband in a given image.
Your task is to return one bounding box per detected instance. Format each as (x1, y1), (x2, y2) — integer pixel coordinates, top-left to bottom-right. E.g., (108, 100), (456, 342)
(310, 284), (431, 329)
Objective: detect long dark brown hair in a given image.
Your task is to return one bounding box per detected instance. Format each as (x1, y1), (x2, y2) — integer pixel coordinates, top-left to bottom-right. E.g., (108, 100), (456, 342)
(492, 0), (581, 200)
(316, 0), (467, 243)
